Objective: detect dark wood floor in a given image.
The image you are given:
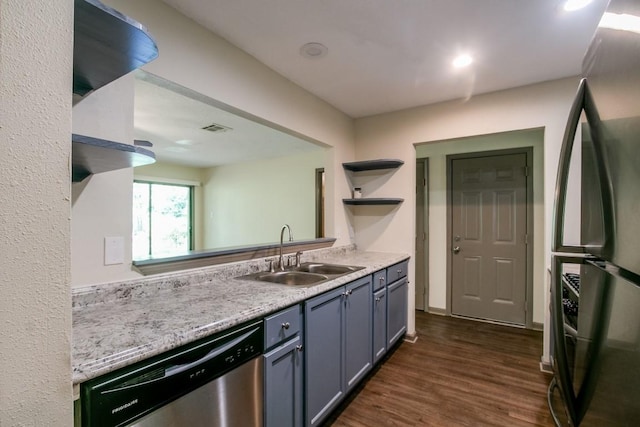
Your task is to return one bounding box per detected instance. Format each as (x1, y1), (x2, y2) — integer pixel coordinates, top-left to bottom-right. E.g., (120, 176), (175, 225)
(327, 312), (555, 427)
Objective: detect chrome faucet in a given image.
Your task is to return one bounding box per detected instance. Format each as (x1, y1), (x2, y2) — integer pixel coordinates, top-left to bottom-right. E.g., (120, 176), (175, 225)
(278, 224), (293, 270)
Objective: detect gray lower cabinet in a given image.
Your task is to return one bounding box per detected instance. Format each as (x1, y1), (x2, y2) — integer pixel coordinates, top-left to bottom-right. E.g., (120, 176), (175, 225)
(305, 276), (372, 427)
(387, 277), (408, 347)
(264, 305), (303, 427)
(264, 335), (303, 427)
(372, 287), (387, 364)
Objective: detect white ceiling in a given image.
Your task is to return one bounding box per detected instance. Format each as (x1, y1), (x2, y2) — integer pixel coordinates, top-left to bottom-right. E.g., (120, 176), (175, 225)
(162, 0), (608, 118)
(134, 73), (323, 168)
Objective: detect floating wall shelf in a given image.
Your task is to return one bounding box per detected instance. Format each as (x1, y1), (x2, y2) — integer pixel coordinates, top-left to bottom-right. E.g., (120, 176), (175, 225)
(342, 159), (404, 207)
(73, 0), (159, 97)
(342, 159), (404, 172)
(72, 134), (156, 182)
(342, 198), (404, 206)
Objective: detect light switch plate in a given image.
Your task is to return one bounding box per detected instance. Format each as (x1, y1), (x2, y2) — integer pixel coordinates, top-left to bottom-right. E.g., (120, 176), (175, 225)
(104, 236), (125, 265)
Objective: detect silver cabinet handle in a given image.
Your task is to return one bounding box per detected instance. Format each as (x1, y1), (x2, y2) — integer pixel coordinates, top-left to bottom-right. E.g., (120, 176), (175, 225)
(281, 322), (290, 330)
(342, 289), (353, 297)
(295, 345), (303, 352)
(375, 297), (381, 302)
(397, 269), (402, 274)
(453, 246), (461, 254)
(379, 276), (385, 283)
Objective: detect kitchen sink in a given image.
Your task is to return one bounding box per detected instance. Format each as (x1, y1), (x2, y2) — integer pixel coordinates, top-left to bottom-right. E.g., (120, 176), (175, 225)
(238, 262), (364, 287)
(253, 271), (329, 286)
(294, 262), (364, 275)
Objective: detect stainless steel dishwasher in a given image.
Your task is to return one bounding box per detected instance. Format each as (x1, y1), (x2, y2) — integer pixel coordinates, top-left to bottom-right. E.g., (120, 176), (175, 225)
(81, 320), (264, 427)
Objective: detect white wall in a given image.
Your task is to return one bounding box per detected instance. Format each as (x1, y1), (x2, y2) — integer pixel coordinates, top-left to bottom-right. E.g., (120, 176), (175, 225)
(203, 151), (324, 248)
(354, 77), (581, 362)
(0, 1), (73, 425)
(72, 76), (140, 286)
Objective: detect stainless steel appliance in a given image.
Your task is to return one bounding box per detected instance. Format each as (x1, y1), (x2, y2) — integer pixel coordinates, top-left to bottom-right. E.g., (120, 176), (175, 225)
(549, 0), (640, 425)
(81, 320), (264, 427)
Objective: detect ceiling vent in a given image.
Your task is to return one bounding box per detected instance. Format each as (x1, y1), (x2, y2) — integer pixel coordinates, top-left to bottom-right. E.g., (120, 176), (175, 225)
(201, 123), (232, 133)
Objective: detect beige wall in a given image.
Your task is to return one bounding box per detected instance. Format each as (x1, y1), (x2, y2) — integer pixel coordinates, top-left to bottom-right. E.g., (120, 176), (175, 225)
(0, 0), (73, 425)
(72, 76), (140, 285)
(203, 151), (325, 248)
(354, 77), (581, 362)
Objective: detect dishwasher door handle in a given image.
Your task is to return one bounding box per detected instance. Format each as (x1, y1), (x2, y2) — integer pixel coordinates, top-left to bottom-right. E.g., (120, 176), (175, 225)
(164, 326), (260, 378)
(102, 325), (261, 393)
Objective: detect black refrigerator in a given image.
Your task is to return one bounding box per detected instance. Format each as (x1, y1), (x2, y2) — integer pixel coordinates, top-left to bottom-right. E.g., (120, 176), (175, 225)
(549, 0), (640, 425)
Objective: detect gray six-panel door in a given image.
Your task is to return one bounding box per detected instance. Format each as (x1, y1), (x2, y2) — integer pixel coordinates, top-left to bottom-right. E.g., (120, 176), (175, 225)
(450, 153), (528, 325)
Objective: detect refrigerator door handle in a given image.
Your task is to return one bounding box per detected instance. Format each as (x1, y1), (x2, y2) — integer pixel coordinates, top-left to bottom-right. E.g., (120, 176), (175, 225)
(550, 255), (584, 426)
(552, 78), (587, 253)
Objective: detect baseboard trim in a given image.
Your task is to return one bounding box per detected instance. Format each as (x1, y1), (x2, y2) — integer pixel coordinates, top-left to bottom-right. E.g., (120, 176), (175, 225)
(532, 321), (544, 331)
(540, 356), (553, 374)
(426, 306), (447, 316)
(404, 331), (418, 344)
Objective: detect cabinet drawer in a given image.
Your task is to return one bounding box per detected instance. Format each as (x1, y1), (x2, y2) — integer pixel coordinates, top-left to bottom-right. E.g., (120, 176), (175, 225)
(373, 269), (387, 291)
(387, 260), (409, 283)
(264, 304), (301, 350)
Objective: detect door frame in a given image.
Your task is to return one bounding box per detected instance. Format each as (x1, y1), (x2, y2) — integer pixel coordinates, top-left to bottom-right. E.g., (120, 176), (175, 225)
(415, 159), (429, 311)
(315, 168), (325, 238)
(446, 147), (534, 328)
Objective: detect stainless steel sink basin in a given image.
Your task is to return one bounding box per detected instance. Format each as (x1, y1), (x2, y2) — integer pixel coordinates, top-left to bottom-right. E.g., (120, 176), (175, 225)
(294, 263), (364, 275)
(237, 262), (364, 286)
(253, 271), (329, 286)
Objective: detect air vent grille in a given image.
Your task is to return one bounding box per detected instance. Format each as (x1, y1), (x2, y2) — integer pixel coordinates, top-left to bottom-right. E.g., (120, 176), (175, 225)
(201, 123), (232, 133)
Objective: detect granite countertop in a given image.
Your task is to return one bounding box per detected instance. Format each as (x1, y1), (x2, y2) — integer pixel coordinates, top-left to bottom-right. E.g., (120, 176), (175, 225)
(72, 247), (409, 384)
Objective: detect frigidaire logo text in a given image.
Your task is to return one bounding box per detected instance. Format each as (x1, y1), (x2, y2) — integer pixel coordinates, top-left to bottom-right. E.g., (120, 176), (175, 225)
(112, 399), (138, 414)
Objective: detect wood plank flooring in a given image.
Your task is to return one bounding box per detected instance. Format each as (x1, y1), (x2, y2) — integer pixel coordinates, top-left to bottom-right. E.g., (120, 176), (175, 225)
(327, 312), (555, 427)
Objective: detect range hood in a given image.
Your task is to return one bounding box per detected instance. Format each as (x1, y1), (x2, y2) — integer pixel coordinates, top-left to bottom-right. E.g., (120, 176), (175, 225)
(73, 0), (158, 97)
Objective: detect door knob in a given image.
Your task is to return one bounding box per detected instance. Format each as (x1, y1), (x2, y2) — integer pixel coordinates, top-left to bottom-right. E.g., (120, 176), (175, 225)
(453, 246), (461, 254)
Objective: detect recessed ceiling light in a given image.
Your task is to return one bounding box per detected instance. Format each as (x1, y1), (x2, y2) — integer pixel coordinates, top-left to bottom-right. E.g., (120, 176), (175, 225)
(300, 42), (328, 59)
(452, 54), (473, 69)
(563, 0), (593, 12)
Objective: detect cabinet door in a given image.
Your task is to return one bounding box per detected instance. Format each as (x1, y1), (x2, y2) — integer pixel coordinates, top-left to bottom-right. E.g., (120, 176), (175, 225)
(264, 335), (303, 427)
(345, 276), (372, 391)
(372, 287), (387, 364)
(387, 277), (408, 347)
(305, 287), (345, 427)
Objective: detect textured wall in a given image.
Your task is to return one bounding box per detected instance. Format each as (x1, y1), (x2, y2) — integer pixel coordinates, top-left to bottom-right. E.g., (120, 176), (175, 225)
(72, 76), (139, 286)
(0, 0), (73, 425)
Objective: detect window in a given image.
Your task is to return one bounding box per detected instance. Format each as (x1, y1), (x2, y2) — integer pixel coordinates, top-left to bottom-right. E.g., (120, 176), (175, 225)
(132, 181), (193, 259)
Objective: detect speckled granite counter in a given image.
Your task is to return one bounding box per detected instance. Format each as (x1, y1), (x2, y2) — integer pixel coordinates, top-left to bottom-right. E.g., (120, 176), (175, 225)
(72, 246), (409, 384)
